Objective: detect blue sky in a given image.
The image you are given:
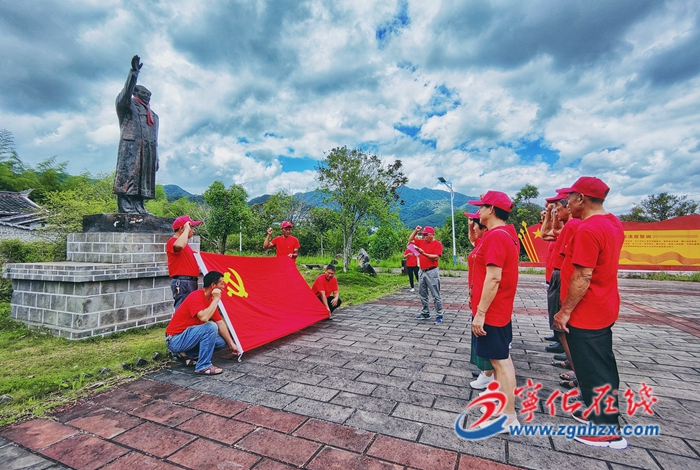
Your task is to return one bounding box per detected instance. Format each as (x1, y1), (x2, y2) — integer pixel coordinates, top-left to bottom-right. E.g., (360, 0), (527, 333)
(1, 0), (699, 213)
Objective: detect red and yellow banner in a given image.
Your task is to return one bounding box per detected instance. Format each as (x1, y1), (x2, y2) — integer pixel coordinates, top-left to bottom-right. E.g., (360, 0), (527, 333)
(521, 215), (700, 270)
(196, 252), (329, 354)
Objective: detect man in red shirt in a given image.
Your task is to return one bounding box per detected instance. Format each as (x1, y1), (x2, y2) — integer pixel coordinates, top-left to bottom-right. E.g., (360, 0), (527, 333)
(165, 271), (238, 375)
(465, 212), (495, 390)
(540, 194), (568, 353)
(547, 194), (582, 382)
(409, 226), (444, 323)
(553, 177), (627, 450)
(263, 221), (300, 261)
(167, 215), (202, 308)
(468, 191), (520, 431)
(312, 264), (342, 316)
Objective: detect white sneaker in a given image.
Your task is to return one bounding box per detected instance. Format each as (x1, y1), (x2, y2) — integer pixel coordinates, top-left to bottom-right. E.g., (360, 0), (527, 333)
(470, 372), (494, 390)
(410, 288), (415, 292)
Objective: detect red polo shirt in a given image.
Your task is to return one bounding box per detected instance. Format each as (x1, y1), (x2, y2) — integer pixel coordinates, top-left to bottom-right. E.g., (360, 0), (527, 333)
(559, 214), (624, 329)
(403, 248), (418, 267)
(312, 274), (339, 297)
(470, 225), (520, 327)
(552, 218), (582, 270)
(467, 238), (482, 288)
(271, 235), (300, 258)
(414, 238), (442, 269)
(545, 241), (557, 282)
(166, 238), (200, 277)
(165, 289), (222, 336)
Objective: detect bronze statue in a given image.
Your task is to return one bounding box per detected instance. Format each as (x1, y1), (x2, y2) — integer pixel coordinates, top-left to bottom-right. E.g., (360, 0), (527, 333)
(113, 55), (159, 214)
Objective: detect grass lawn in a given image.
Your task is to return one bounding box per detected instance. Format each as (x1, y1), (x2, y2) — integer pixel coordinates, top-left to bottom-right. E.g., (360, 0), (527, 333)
(0, 269), (405, 425)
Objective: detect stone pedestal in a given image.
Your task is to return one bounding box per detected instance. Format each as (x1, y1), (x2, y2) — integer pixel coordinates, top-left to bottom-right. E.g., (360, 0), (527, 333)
(4, 215), (201, 339)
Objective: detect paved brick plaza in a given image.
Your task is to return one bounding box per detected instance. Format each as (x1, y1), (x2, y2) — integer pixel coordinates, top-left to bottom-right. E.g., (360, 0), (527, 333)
(2, 274), (699, 469)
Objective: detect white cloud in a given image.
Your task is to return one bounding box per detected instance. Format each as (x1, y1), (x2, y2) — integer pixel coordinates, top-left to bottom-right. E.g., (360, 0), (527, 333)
(0, 0), (698, 213)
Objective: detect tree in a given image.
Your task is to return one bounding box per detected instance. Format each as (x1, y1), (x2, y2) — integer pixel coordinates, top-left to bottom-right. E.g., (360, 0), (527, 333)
(0, 129), (81, 203)
(509, 184), (543, 259)
(203, 181), (251, 254)
(438, 211), (472, 261)
(42, 173), (118, 233)
(305, 207), (341, 257)
(368, 217), (403, 261)
(0, 129), (20, 163)
(316, 146), (407, 272)
(620, 193), (699, 222)
(513, 184), (539, 205)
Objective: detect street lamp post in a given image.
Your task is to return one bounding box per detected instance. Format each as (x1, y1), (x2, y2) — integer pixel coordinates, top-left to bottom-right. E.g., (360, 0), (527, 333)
(438, 177), (457, 266)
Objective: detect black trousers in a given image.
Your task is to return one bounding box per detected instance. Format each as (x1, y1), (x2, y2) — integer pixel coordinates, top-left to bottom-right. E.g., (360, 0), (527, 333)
(546, 269), (561, 331)
(406, 266), (419, 288)
(566, 324), (621, 426)
(318, 295), (342, 313)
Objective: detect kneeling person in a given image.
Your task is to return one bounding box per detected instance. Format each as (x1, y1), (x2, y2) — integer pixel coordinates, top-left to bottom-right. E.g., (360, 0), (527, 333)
(313, 264), (342, 315)
(165, 271), (239, 375)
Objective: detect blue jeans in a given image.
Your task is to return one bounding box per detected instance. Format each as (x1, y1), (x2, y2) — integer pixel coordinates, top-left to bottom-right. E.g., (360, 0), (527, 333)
(166, 322), (226, 372)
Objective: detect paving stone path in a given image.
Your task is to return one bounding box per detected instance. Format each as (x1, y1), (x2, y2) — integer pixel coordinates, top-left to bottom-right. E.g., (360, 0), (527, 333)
(2, 274), (699, 469)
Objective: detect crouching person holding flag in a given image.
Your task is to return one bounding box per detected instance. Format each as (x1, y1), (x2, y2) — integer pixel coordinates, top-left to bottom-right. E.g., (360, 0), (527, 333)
(165, 271), (239, 375)
(312, 263), (342, 317)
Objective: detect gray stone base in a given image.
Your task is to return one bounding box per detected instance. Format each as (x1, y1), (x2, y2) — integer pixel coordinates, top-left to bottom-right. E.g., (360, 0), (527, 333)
(4, 233), (201, 339)
(7, 262), (172, 339)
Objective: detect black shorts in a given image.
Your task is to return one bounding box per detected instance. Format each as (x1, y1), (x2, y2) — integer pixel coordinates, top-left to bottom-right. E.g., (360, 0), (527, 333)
(547, 269), (563, 331)
(474, 322), (513, 360)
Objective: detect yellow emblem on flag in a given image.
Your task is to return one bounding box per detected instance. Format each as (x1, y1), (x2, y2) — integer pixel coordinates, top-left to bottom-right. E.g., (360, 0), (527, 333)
(223, 268), (248, 298)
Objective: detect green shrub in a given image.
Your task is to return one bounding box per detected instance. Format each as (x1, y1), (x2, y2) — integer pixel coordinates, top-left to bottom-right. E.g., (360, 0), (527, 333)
(0, 239), (60, 263)
(0, 239), (61, 302)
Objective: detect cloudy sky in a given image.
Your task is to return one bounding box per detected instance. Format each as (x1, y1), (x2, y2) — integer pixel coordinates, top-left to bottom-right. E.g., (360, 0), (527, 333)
(1, 0), (699, 213)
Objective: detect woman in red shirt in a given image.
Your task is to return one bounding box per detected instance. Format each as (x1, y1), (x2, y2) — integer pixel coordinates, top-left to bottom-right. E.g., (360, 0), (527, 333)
(403, 247), (419, 292)
(465, 212), (494, 390)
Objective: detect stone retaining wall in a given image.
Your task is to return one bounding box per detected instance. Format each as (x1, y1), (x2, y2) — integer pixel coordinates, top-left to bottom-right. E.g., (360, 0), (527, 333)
(4, 233), (201, 339)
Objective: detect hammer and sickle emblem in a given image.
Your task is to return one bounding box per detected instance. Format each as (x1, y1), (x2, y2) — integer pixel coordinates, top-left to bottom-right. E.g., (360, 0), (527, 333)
(223, 268), (248, 298)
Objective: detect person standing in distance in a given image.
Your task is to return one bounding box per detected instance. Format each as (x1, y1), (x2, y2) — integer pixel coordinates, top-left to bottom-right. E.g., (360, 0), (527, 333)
(263, 221), (300, 261)
(403, 245), (420, 292)
(409, 226), (445, 324)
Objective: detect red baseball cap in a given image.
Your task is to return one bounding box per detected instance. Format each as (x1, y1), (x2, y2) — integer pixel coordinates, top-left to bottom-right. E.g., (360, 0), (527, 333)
(422, 226), (435, 234)
(172, 215), (202, 230)
(545, 192), (568, 203)
(281, 221), (293, 228)
(556, 177), (610, 200)
(463, 212), (480, 219)
(468, 191), (514, 212)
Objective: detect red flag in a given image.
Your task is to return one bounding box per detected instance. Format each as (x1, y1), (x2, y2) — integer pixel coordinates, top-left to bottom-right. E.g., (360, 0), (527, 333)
(196, 252), (329, 354)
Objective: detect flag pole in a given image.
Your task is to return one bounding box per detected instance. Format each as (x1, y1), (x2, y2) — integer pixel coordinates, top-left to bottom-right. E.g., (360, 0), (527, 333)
(194, 252), (244, 361)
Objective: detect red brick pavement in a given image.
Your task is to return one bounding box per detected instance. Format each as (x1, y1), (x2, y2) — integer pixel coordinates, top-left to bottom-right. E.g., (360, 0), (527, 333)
(2, 379), (520, 470)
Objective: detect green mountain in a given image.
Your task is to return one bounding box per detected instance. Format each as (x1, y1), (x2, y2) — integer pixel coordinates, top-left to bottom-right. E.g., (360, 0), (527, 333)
(165, 185), (478, 228)
(162, 184), (204, 203)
